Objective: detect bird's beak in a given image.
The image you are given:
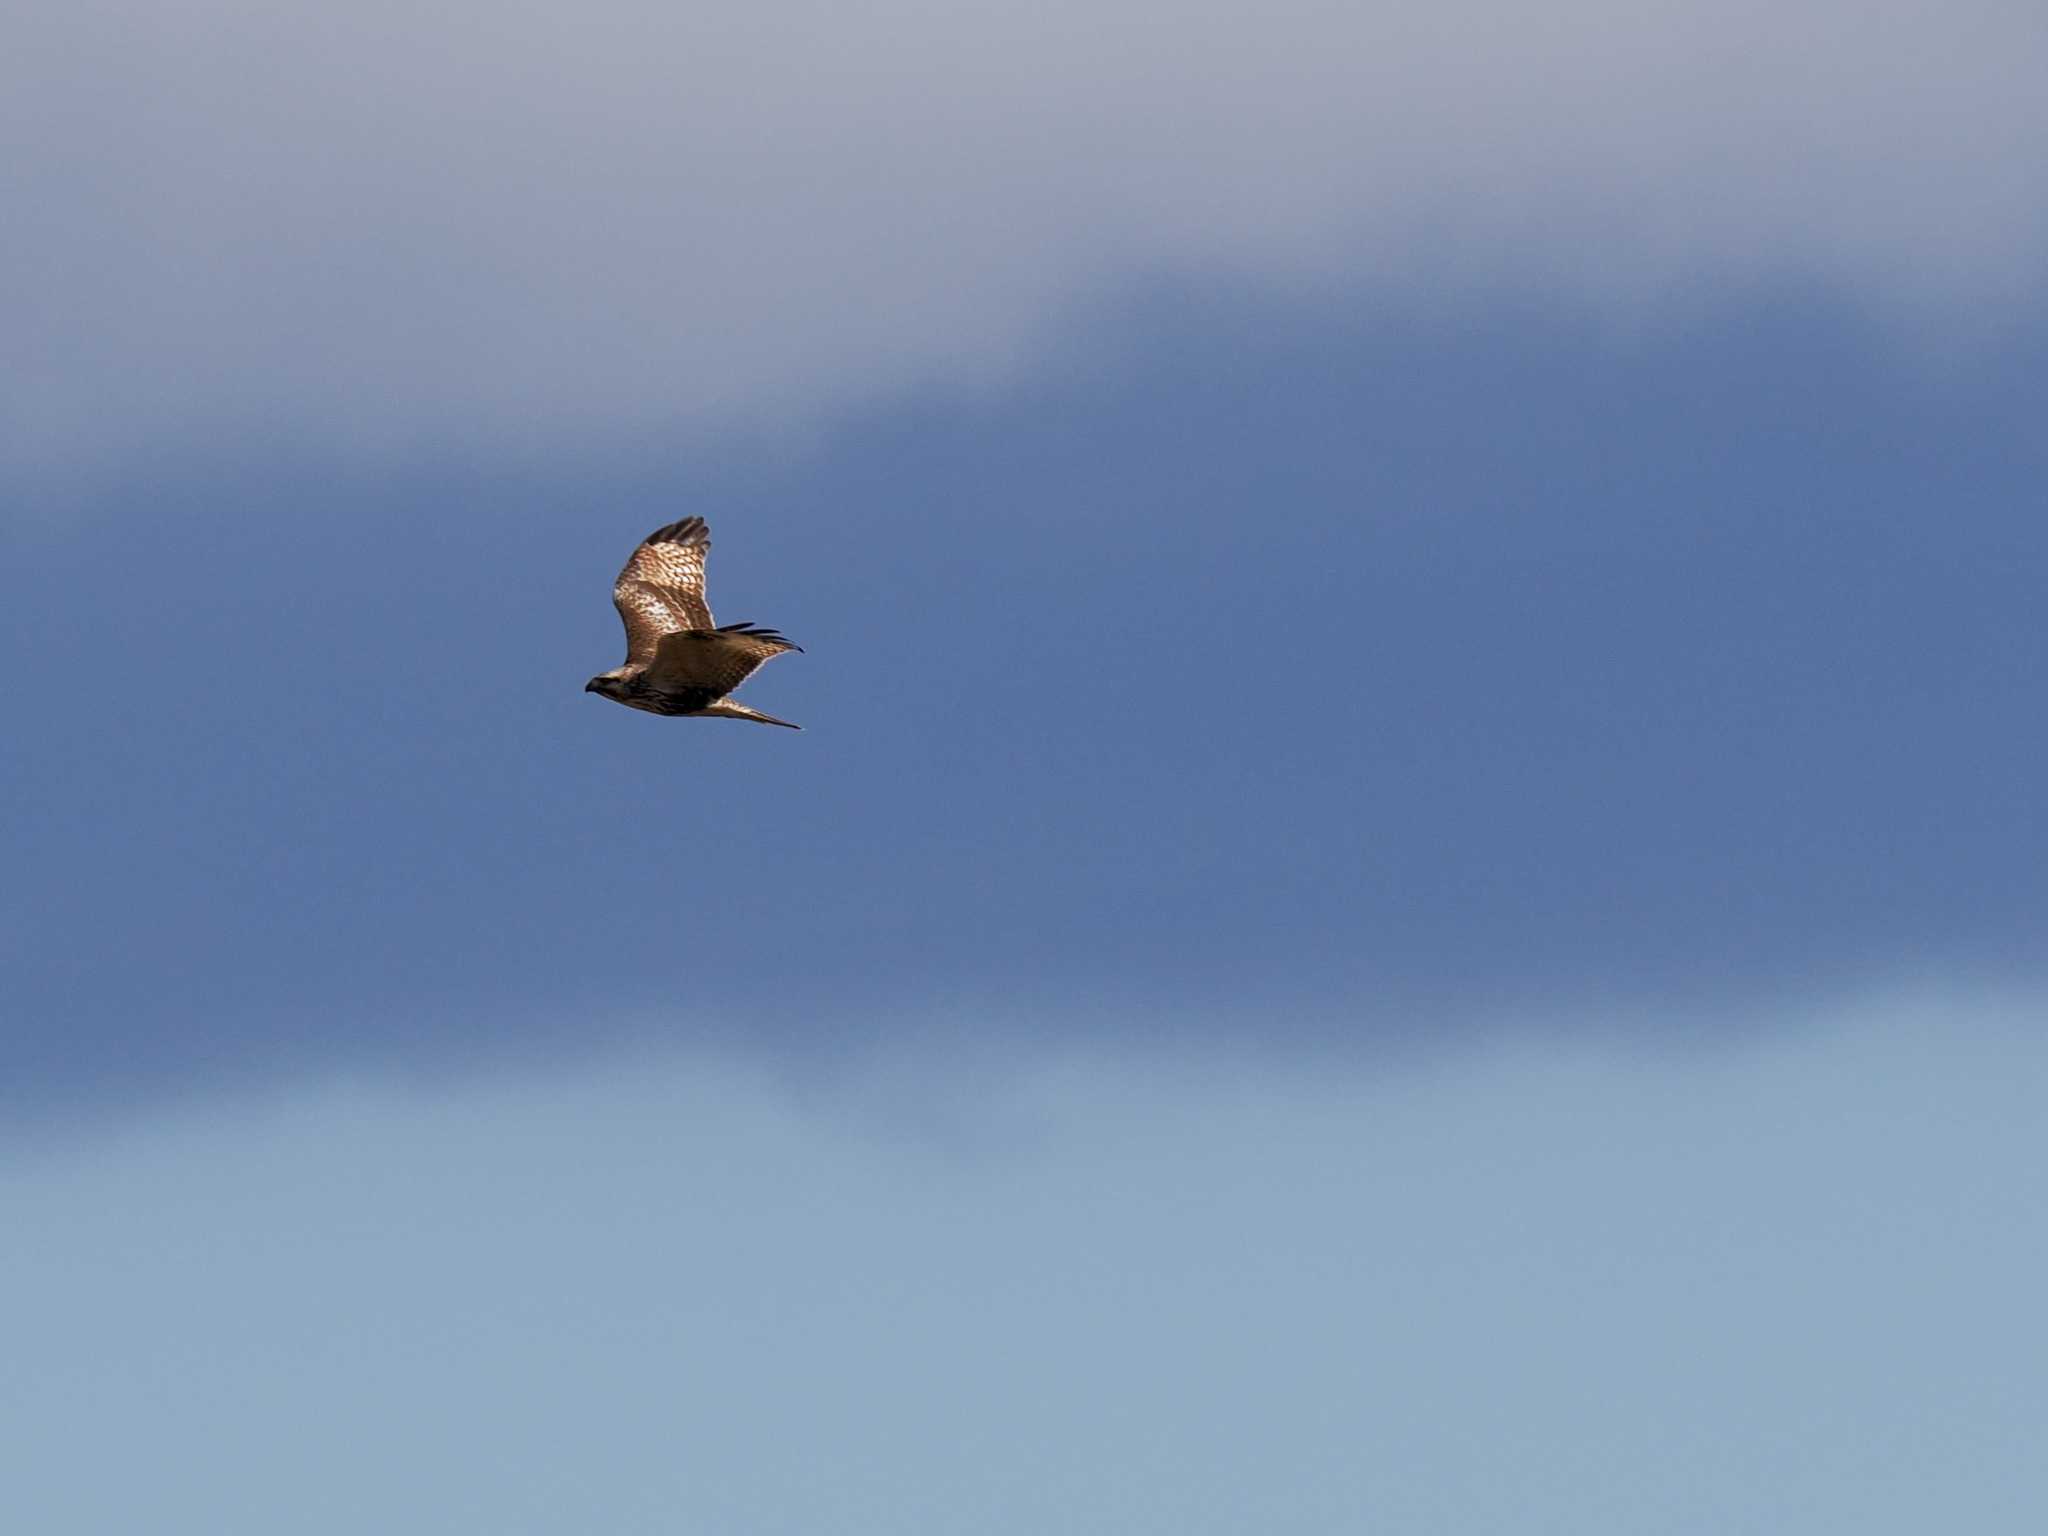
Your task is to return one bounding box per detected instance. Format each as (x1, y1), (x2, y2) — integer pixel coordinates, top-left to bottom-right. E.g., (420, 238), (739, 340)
(584, 680), (601, 692)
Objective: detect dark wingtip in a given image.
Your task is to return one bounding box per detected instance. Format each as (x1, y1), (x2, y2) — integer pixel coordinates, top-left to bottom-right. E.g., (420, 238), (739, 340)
(644, 515), (709, 547)
(718, 620), (802, 652)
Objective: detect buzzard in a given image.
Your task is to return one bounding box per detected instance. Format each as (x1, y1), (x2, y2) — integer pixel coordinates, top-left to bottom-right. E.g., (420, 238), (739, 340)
(585, 516), (802, 729)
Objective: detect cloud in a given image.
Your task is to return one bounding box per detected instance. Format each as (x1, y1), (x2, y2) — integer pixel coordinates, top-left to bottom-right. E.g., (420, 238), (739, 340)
(8, 987), (2043, 1531)
(6, 292), (2046, 1112)
(8, 0), (2047, 482)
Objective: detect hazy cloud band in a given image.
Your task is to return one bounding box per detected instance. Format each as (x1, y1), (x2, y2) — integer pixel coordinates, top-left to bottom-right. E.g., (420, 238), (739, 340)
(8, 0), (2047, 480)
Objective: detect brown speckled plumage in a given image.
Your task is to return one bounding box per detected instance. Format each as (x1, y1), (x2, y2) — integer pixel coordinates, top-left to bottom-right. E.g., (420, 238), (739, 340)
(586, 517), (803, 729)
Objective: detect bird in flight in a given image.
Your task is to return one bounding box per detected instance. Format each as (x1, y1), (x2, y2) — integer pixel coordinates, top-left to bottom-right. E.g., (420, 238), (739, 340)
(585, 516), (803, 729)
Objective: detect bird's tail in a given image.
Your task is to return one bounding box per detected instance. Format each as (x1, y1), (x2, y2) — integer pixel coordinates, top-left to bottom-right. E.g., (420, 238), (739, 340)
(701, 700), (802, 730)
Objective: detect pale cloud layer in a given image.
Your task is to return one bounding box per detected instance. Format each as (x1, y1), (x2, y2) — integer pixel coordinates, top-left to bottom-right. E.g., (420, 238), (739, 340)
(8, 0), (2046, 480)
(9, 985), (2044, 1532)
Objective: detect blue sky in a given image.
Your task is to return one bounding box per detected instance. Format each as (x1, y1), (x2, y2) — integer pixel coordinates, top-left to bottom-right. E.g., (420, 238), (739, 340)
(6, 1), (2048, 1529)
(9, 1013), (2045, 1532)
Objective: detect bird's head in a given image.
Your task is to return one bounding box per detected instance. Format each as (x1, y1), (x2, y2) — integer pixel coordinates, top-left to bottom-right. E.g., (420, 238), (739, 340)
(585, 670), (628, 697)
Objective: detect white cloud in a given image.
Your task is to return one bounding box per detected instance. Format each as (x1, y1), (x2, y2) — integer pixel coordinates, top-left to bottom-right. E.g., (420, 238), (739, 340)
(7, 0), (2045, 482)
(8, 985), (2044, 1532)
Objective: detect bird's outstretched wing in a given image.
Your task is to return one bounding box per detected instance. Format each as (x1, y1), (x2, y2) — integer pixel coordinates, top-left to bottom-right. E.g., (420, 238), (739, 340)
(613, 517), (714, 664)
(647, 623), (802, 696)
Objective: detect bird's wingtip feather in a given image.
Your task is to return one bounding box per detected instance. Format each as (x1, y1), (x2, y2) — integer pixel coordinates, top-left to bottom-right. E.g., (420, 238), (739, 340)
(643, 515), (709, 547)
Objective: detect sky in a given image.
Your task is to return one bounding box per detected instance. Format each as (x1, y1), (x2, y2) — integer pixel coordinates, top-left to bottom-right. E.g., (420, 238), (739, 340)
(6, 1), (2048, 1529)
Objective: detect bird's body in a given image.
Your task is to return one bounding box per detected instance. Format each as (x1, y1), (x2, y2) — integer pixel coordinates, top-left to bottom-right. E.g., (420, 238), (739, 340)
(585, 516), (801, 728)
